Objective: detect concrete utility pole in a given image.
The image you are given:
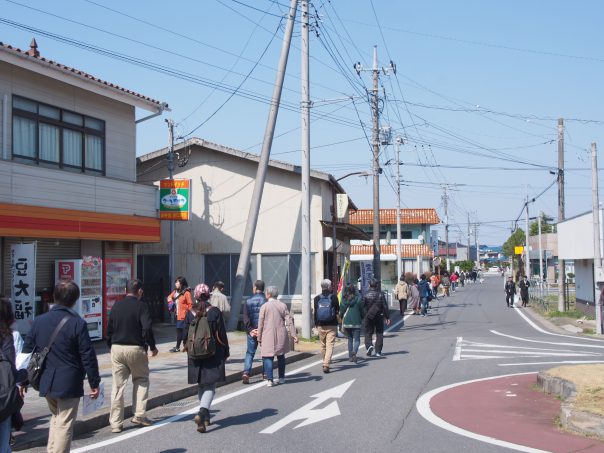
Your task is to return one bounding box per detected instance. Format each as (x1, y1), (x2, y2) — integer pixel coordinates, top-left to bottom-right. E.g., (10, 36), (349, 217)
(474, 223), (479, 270)
(591, 143), (603, 335)
(525, 195), (530, 279)
(300, 0), (311, 339)
(228, 0), (299, 331)
(557, 118), (566, 311)
(538, 211), (544, 295)
(395, 136), (403, 280)
(443, 186), (449, 272)
(166, 119), (175, 290)
(467, 212), (471, 262)
(371, 46), (381, 284)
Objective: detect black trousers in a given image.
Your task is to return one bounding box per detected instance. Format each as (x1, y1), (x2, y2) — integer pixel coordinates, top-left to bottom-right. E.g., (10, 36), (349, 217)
(176, 327), (184, 348)
(398, 298), (407, 314)
(506, 294), (514, 306)
(365, 315), (384, 353)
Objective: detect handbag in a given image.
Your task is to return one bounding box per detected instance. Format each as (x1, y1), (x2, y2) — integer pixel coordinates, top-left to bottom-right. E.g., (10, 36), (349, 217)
(27, 315), (70, 391)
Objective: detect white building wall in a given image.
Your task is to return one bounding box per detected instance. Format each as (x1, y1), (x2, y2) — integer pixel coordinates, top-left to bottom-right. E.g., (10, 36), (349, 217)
(558, 209), (604, 260)
(574, 259), (594, 304)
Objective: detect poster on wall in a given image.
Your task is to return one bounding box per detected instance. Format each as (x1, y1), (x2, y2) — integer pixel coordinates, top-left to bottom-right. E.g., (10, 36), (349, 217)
(103, 258), (132, 336)
(360, 261), (373, 295)
(159, 179), (191, 221)
(11, 243), (37, 335)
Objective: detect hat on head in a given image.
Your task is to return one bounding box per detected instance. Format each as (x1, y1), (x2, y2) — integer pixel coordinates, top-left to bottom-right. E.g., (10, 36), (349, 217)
(194, 283), (210, 300)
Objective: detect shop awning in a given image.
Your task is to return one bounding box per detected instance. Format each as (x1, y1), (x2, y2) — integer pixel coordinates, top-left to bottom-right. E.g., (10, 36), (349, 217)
(320, 220), (371, 242)
(0, 202), (160, 243)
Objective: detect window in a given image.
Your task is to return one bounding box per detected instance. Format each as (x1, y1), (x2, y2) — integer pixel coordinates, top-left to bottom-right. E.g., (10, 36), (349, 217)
(401, 231), (412, 239)
(261, 253), (302, 296)
(11, 95), (105, 174)
(204, 254), (255, 296)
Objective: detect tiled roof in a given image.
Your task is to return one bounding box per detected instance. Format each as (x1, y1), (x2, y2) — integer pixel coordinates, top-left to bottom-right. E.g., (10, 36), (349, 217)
(351, 244), (434, 258)
(0, 41), (165, 107)
(349, 209), (440, 225)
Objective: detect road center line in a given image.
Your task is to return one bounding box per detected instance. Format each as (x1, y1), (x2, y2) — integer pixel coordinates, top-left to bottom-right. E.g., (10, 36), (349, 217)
(73, 315), (409, 452)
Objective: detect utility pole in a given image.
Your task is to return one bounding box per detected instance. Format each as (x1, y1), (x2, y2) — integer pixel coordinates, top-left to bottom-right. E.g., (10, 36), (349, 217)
(591, 143), (603, 335)
(300, 0), (311, 339)
(166, 119), (175, 290)
(525, 195), (530, 279)
(467, 212), (471, 262)
(371, 46), (381, 284)
(443, 186), (449, 272)
(557, 118), (566, 311)
(395, 136), (403, 280)
(474, 223), (479, 270)
(538, 211), (544, 296)
(228, 0), (298, 331)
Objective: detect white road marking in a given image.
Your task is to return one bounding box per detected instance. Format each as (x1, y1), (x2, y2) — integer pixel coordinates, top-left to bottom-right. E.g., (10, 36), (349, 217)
(498, 359), (604, 367)
(259, 379), (355, 434)
(514, 306), (604, 343)
(72, 315), (409, 451)
(491, 330), (604, 349)
(452, 337), (463, 361)
(416, 372), (550, 453)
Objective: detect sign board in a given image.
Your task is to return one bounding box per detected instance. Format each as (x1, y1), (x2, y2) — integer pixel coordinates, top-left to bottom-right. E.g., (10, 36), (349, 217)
(360, 261), (373, 295)
(159, 179), (191, 220)
(11, 243), (36, 335)
(514, 246), (524, 255)
(596, 266), (604, 284)
(336, 194), (349, 219)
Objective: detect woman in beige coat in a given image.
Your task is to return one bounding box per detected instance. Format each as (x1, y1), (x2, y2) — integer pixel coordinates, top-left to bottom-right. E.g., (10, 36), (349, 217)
(257, 286), (298, 387)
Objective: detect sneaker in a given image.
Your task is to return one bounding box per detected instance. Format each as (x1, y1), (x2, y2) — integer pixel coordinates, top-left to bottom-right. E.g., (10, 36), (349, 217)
(352, 354), (357, 363)
(131, 416), (153, 427)
(421, 314), (426, 317)
(266, 380), (274, 387)
(348, 355), (353, 362)
(169, 347), (180, 353)
(366, 345), (374, 357)
(242, 373), (250, 385)
(323, 366), (330, 374)
(375, 353), (383, 357)
(111, 426), (123, 433)
(278, 378), (285, 385)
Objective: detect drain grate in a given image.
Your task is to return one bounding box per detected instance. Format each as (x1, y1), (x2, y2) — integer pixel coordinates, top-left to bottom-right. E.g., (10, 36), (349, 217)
(163, 399), (197, 409)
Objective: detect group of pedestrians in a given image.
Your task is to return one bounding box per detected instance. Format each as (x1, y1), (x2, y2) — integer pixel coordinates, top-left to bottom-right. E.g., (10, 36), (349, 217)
(504, 275), (530, 308)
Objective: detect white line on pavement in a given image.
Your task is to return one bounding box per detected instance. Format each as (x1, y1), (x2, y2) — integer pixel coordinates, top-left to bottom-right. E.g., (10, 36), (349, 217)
(72, 315), (409, 452)
(416, 372), (550, 453)
(452, 337), (462, 361)
(498, 359), (604, 367)
(490, 330), (604, 349)
(514, 306), (604, 343)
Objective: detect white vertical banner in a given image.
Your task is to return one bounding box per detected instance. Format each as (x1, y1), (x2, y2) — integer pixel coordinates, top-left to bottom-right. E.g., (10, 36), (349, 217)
(336, 194), (349, 219)
(11, 242), (37, 335)
(360, 261), (373, 295)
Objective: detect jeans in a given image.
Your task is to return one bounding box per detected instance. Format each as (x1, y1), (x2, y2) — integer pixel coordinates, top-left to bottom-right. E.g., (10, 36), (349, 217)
(198, 383), (216, 410)
(346, 328), (361, 356)
(364, 315), (384, 353)
(0, 416), (10, 453)
(420, 297), (428, 315)
(243, 334), (260, 375)
(262, 355), (285, 381)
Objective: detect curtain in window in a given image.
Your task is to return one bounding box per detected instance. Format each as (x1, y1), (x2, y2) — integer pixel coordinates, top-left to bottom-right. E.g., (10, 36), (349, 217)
(39, 123), (59, 162)
(63, 129), (82, 166)
(12, 116), (36, 158)
(85, 135), (103, 170)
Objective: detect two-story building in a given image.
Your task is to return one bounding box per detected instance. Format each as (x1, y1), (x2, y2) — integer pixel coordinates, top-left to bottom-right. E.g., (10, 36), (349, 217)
(136, 138), (365, 322)
(0, 40), (166, 335)
(348, 208), (439, 291)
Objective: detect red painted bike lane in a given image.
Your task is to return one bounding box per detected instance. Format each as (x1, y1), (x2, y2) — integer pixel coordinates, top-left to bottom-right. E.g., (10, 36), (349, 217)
(428, 373), (604, 453)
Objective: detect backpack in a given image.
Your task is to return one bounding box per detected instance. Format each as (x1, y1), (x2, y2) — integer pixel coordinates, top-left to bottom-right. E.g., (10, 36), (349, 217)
(316, 294), (336, 323)
(186, 313), (216, 360)
(0, 349), (23, 422)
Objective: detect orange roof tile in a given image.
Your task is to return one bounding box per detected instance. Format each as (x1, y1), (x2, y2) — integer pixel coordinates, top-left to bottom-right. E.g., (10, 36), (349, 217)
(349, 208), (440, 225)
(350, 244), (433, 258)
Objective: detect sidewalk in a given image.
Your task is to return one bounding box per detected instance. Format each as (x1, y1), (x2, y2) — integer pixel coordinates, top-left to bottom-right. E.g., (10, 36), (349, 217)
(14, 324), (327, 451)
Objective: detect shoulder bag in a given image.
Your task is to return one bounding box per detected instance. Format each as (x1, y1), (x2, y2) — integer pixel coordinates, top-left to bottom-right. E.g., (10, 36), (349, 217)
(27, 315), (70, 391)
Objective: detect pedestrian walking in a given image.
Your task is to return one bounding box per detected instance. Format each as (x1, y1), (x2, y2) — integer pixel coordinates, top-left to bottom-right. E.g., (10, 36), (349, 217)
(418, 275), (431, 317)
(393, 274), (409, 316)
(450, 272), (458, 292)
(363, 278), (391, 357)
(519, 275), (530, 307)
(429, 273), (440, 300)
(339, 284), (364, 363)
(0, 298), (25, 453)
(167, 276), (193, 353)
(408, 278), (421, 315)
(22, 281), (100, 453)
(183, 295), (229, 433)
(209, 281), (231, 325)
(313, 279), (339, 373)
(257, 286), (298, 386)
(11, 312), (25, 446)
(459, 271), (465, 287)
(106, 279), (158, 432)
(242, 280), (267, 384)
(505, 277), (516, 308)
(441, 272), (451, 297)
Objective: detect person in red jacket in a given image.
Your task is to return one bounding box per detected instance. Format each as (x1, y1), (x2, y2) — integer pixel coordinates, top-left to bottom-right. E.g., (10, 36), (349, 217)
(167, 276), (193, 352)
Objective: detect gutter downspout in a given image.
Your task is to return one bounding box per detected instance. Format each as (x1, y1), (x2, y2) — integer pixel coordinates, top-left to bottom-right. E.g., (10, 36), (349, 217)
(2, 94), (8, 160)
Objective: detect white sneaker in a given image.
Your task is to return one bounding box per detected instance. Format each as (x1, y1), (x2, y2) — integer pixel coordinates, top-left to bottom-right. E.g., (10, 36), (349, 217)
(278, 378), (285, 385)
(266, 380), (273, 387)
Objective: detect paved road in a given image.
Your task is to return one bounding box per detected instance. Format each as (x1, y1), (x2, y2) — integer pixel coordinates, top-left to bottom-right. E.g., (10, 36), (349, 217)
(19, 276), (604, 452)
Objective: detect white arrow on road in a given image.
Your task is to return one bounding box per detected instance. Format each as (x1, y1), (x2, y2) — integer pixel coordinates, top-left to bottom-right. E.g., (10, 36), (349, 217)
(260, 379), (355, 434)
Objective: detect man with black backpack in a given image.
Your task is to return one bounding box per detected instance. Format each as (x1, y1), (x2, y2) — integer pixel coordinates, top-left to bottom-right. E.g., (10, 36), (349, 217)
(363, 278), (391, 357)
(313, 279), (339, 374)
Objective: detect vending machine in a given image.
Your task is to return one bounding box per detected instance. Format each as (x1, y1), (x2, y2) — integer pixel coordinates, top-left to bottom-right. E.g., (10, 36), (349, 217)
(55, 257), (103, 340)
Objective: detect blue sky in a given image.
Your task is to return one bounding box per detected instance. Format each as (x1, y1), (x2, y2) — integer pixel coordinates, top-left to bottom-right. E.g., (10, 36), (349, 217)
(2, 0), (603, 245)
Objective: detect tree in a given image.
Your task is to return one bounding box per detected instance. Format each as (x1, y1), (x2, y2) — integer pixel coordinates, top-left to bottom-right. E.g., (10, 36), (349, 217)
(453, 260), (475, 272)
(502, 228), (526, 279)
(529, 213), (554, 236)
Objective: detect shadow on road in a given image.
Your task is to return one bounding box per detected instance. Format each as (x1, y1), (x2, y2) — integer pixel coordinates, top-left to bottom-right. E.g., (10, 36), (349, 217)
(210, 408), (279, 431)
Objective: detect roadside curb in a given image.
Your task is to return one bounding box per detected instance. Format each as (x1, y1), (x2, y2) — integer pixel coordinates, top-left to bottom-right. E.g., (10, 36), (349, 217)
(14, 351), (314, 451)
(536, 371), (604, 440)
